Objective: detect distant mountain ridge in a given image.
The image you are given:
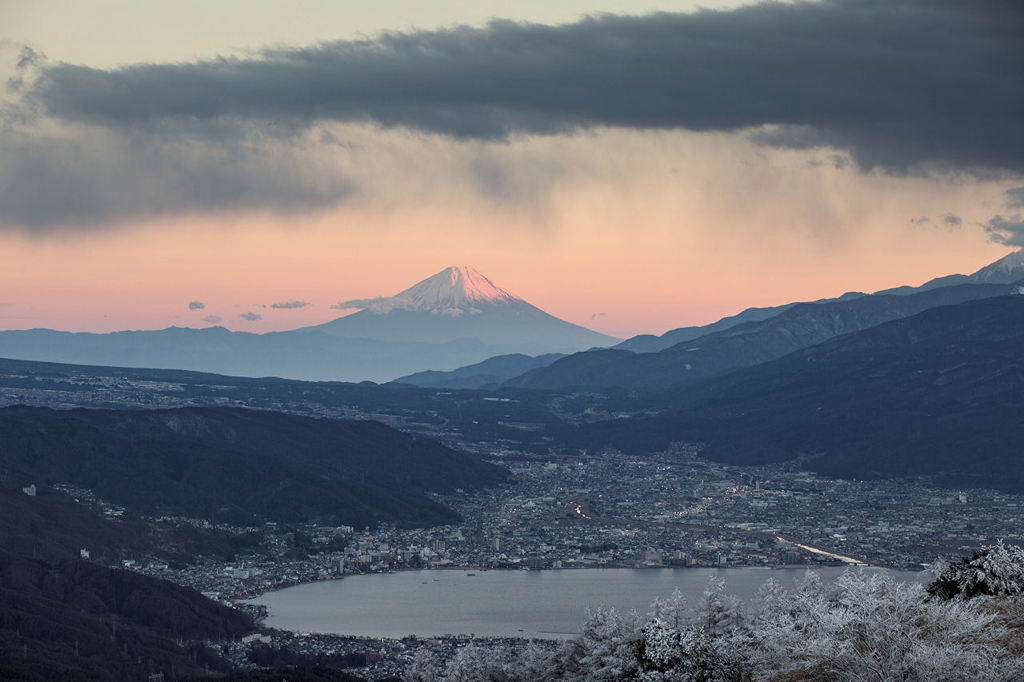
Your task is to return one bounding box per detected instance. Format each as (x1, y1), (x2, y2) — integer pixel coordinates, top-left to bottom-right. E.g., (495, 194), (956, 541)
(618, 249), (1024, 354)
(412, 250), (1024, 387)
(614, 291), (866, 354)
(870, 249), (1024, 295)
(0, 266), (617, 382)
(575, 294), (1024, 492)
(393, 352), (568, 389)
(0, 325), (518, 382)
(504, 280), (1023, 391)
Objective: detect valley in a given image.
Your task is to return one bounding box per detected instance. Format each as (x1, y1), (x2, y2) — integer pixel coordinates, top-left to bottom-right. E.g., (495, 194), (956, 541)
(4, 2), (1023, 678)
(1, 252), (1023, 680)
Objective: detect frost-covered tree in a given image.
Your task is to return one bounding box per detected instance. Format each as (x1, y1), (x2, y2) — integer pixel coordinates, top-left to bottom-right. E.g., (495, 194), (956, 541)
(750, 569), (1024, 681)
(699, 575), (743, 635)
(408, 549), (1024, 681)
(561, 607), (642, 681)
(404, 648), (441, 682)
(750, 578), (787, 624)
(636, 618), (747, 682)
(441, 643), (512, 682)
(516, 641), (568, 680)
(928, 541), (1024, 601)
(649, 587), (688, 630)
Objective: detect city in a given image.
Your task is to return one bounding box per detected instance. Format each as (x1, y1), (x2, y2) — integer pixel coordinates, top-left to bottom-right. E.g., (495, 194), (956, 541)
(48, 440), (1024, 679)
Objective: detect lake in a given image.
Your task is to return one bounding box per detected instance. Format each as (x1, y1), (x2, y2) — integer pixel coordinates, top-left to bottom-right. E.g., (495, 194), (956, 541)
(249, 566), (918, 639)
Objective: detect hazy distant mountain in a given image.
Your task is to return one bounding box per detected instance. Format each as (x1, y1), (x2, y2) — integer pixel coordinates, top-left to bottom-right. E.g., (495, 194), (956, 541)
(0, 266), (616, 382)
(970, 249), (1024, 283)
(381, 251), (1024, 388)
(576, 294), (1024, 492)
(615, 249), (1023, 353)
(301, 265), (619, 349)
(615, 292), (865, 354)
(0, 325), (518, 382)
(394, 352), (568, 389)
(876, 248), (1024, 295)
(505, 280), (1023, 391)
(387, 290), (870, 387)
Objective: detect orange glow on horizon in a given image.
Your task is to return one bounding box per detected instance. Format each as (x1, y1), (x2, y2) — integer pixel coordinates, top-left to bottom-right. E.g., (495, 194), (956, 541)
(0, 129), (1016, 340)
(0, 207), (1010, 340)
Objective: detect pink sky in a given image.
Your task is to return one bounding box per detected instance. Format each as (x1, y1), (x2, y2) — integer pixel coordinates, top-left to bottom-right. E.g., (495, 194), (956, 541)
(1, 4), (1019, 340)
(0, 127), (1013, 340)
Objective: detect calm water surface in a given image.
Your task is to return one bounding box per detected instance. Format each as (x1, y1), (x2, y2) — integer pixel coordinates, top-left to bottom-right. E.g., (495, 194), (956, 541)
(250, 567), (917, 639)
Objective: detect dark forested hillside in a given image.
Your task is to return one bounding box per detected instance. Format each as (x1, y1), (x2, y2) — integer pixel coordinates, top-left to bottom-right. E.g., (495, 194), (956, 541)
(0, 486), (154, 563)
(0, 551), (251, 681)
(0, 485), (264, 567)
(0, 406), (507, 527)
(577, 295), (1024, 491)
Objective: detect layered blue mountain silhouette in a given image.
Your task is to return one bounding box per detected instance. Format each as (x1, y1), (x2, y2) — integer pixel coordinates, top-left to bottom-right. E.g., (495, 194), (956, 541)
(0, 266), (617, 382)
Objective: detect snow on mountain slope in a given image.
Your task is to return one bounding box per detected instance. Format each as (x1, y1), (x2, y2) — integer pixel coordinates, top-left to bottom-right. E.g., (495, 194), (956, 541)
(300, 266), (620, 350)
(970, 249), (1024, 283)
(368, 265), (521, 316)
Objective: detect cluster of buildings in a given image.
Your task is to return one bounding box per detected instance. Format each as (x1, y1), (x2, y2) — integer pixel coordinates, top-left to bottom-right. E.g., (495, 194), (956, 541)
(127, 446), (1024, 603)
(9, 367), (1024, 679)
(116, 448), (1024, 679)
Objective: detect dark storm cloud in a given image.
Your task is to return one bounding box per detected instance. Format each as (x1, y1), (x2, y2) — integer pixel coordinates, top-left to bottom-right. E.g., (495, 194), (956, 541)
(188, 300), (205, 310)
(3, 0), (1021, 231)
(0, 126), (354, 229)
(983, 215), (1024, 249)
(30, 0), (1024, 174)
(239, 311), (262, 321)
(979, 188), (1024, 247)
(270, 300), (311, 309)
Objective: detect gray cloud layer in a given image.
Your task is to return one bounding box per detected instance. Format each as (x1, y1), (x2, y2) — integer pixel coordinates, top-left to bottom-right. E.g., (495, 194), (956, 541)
(30, 0), (1023, 175)
(2, 0), (1021, 230)
(983, 187), (1024, 247)
(239, 311), (262, 321)
(983, 215), (1024, 249)
(188, 300), (205, 310)
(0, 124), (353, 228)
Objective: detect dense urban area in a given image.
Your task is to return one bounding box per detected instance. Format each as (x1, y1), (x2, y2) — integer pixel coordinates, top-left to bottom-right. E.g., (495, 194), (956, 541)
(5, 367), (1024, 679)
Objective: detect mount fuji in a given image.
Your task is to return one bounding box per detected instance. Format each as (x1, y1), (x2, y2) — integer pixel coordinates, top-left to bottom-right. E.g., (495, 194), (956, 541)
(300, 265), (619, 349)
(0, 266), (617, 382)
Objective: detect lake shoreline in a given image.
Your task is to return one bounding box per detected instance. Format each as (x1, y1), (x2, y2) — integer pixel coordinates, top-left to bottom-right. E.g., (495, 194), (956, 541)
(246, 565), (918, 640)
(235, 556), (896, 602)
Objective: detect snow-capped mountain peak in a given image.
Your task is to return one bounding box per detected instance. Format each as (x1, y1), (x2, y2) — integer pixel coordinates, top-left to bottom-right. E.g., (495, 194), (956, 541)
(305, 265), (619, 349)
(971, 249), (1024, 283)
(344, 266), (523, 316)
(396, 266), (521, 312)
